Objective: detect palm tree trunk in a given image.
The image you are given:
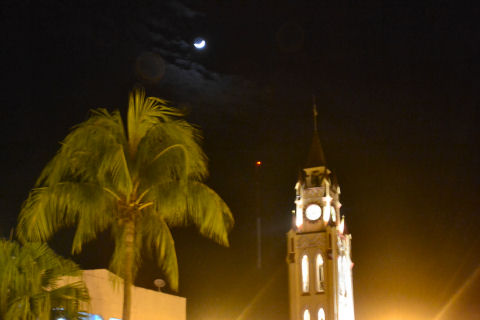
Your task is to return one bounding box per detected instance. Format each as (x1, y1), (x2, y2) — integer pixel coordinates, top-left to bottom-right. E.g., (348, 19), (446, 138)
(122, 219), (135, 320)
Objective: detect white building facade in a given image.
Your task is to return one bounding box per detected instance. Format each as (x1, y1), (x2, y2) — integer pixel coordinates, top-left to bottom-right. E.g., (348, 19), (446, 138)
(58, 269), (186, 320)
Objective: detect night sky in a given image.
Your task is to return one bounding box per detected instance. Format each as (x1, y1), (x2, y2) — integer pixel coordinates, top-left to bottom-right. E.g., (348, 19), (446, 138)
(2, 1), (479, 320)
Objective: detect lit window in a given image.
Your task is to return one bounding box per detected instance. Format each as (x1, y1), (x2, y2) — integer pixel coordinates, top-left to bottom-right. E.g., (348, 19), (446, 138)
(301, 254), (309, 293)
(316, 254), (324, 292)
(318, 308), (325, 320)
(331, 206), (336, 222)
(303, 309), (311, 320)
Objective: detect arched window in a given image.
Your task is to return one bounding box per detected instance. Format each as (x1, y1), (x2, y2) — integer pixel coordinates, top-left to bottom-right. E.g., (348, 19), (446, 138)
(303, 309), (310, 320)
(316, 254), (324, 292)
(318, 308), (325, 320)
(301, 254), (309, 293)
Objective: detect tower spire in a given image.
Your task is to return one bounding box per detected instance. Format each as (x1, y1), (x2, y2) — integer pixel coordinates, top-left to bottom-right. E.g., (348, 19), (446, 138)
(288, 97), (355, 320)
(305, 95), (326, 168)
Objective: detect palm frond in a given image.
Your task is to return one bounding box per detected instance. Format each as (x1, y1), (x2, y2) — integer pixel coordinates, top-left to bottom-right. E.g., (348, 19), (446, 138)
(148, 181), (233, 246)
(37, 109), (126, 187)
(17, 183), (114, 249)
(127, 88), (186, 158)
(185, 182), (234, 246)
(49, 281), (90, 319)
(147, 180), (189, 225)
(95, 143), (133, 198)
(138, 210), (179, 290)
(137, 120), (208, 184)
(0, 240), (89, 320)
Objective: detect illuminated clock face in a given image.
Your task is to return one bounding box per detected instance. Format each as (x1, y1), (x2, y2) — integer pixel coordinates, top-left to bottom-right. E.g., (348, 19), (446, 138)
(305, 204), (321, 220)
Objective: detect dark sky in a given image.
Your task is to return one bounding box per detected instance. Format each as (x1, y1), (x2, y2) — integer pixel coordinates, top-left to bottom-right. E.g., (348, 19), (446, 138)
(2, 1), (479, 320)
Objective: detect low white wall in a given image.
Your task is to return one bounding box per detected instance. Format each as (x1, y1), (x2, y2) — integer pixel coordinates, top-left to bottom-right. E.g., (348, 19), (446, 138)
(59, 269), (186, 320)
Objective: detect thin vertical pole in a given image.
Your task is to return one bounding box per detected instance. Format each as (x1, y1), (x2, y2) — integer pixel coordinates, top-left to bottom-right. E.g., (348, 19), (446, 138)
(313, 95), (318, 132)
(256, 216), (262, 269)
(255, 161), (262, 269)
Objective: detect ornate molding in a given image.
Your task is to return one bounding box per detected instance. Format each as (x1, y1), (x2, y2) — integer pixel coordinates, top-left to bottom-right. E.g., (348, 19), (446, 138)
(295, 234), (326, 249)
(303, 187), (324, 200)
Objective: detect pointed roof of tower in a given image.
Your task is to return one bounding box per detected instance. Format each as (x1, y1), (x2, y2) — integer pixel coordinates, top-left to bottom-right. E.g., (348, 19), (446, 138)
(305, 132), (327, 167)
(305, 96), (327, 168)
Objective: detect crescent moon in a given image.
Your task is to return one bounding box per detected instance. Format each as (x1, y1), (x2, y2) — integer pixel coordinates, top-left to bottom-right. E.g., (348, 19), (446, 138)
(194, 39), (206, 49)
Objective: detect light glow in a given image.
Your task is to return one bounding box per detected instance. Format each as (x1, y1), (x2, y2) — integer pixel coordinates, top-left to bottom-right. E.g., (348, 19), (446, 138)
(296, 207), (303, 227)
(301, 254), (309, 293)
(79, 313), (105, 320)
(433, 266), (480, 320)
(323, 203), (331, 222)
(323, 196), (332, 222)
(331, 206), (336, 222)
(338, 255), (355, 320)
(339, 216), (345, 234)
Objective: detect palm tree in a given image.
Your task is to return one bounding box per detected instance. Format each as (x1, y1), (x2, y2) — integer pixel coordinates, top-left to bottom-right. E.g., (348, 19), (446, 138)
(17, 89), (233, 320)
(0, 239), (89, 320)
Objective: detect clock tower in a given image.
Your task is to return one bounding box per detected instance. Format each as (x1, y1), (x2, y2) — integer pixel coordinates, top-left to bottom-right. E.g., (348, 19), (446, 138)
(287, 104), (355, 320)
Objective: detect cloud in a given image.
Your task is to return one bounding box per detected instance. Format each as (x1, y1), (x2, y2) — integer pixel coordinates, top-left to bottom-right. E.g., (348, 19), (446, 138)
(159, 60), (254, 110)
(167, 0), (203, 18)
